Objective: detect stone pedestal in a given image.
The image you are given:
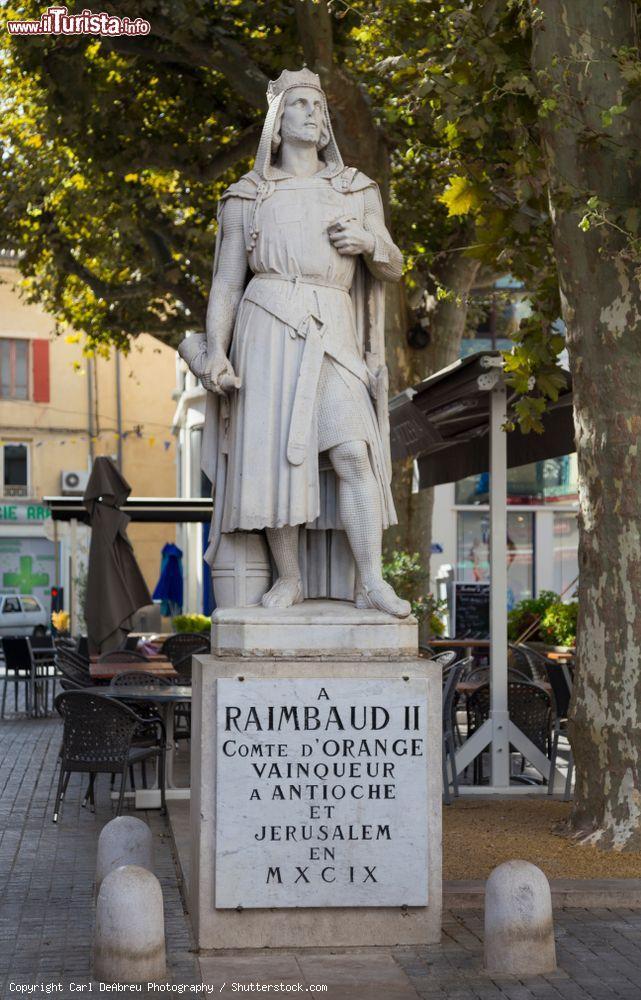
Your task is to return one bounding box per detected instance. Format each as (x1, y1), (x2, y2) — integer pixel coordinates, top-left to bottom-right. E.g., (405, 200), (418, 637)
(190, 601), (441, 950)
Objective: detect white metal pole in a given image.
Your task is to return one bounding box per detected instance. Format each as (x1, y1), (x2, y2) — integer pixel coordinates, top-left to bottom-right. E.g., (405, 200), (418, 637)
(489, 384), (510, 786)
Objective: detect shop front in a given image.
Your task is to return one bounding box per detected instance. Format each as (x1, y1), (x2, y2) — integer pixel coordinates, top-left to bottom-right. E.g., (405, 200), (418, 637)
(0, 500), (58, 612)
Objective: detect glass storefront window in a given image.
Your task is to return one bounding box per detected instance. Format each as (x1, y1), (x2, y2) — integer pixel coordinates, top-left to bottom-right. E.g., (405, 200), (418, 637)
(455, 456), (578, 505)
(457, 510), (534, 610)
(553, 512), (579, 599)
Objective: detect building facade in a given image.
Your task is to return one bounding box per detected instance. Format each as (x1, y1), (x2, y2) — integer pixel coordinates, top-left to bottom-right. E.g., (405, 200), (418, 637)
(0, 257), (178, 623)
(430, 456), (579, 631)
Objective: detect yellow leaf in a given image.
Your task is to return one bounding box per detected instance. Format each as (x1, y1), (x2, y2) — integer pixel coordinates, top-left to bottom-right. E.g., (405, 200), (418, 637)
(438, 175), (482, 216)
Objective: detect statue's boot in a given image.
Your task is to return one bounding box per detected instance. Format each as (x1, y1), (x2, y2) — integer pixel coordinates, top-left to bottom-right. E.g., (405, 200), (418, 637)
(354, 579), (412, 618)
(261, 576), (304, 609)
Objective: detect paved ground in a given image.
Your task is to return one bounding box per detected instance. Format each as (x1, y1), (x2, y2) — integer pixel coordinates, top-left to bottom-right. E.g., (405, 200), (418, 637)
(2, 710), (641, 999)
(0, 709), (198, 994)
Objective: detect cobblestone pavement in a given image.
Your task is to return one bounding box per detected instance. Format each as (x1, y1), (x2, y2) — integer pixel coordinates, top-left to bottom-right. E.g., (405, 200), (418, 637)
(396, 908), (641, 999)
(0, 709), (198, 995)
(1, 712), (641, 999)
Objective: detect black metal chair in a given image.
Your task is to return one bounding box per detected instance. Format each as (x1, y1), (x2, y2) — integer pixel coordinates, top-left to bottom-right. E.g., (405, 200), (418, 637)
(53, 691), (166, 821)
(466, 680), (553, 784)
(58, 675), (85, 692)
(162, 636), (205, 745)
(544, 659), (574, 799)
(427, 650), (458, 670)
(99, 650), (149, 663)
(441, 655), (474, 757)
(511, 643), (574, 797)
(55, 640), (91, 671)
(30, 634), (58, 714)
(510, 642), (549, 683)
(110, 671), (172, 788)
(111, 670), (173, 690)
(168, 653), (193, 739)
(465, 665), (531, 685)
(54, 652), (93, 690)
(442, 660), (467, 804)
(162, 632), (209, 668)
(1, 636), (35, 717)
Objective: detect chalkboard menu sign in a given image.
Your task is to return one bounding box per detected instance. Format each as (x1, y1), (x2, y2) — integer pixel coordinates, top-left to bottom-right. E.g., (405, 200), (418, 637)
(454, 582), (490, 639)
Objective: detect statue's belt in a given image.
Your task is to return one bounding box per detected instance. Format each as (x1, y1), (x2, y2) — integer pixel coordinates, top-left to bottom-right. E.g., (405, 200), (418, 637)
(243, 274), (372, 466)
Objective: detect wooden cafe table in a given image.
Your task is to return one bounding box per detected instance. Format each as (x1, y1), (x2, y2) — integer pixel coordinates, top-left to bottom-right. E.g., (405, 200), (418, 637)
(89, 654), (177, 681)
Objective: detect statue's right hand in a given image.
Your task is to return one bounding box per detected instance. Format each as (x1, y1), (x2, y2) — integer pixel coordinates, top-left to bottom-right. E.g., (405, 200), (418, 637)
(201, 352), (241, 395)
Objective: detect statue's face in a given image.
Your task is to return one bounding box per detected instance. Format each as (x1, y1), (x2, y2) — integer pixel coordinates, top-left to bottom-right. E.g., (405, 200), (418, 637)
(280, 86), (324, 147)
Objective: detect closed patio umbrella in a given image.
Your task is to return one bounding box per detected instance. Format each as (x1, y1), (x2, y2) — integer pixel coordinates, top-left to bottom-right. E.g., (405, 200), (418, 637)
(83, 457), (152, 653)
(152, 542), (183, 617)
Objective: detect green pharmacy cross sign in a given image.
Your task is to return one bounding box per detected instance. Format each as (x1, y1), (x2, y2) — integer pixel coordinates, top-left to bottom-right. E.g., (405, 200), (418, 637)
(3, 555), (50, 594)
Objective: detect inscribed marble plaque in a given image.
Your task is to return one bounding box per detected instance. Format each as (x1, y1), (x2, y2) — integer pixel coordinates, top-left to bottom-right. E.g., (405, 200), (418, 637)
(215, 677), (429, 908)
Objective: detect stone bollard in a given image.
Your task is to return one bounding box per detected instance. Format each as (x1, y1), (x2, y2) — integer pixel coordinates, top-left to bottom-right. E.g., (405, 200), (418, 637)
(484, 860), (556, 976)
(96, 816), (153, 893)
(94, 865), (166, 983)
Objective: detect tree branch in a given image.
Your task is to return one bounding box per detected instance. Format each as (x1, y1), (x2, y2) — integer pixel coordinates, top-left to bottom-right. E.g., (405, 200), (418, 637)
(49, 239), (157, 301)
(295, 0), (334, 81)
(129, 123), (261, 182)
(103, 23), (268, 110)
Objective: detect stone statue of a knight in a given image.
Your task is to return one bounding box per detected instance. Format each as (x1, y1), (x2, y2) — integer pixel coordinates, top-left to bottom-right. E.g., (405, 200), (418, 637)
(179, 67), (411, 618)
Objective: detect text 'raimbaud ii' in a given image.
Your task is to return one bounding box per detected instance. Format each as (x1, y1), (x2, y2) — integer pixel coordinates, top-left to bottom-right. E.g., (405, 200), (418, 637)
(215, 677), (429, 909)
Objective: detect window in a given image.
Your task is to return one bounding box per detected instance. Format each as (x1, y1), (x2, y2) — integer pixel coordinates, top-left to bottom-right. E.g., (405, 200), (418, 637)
(0, 339), (29, 399)
(2, 442), (29, 497)
(20, 597), (40, 612)
(455, 457), (578, 506)
(457, 510), (535, 609)
(553, 512), (579, 598)
(3, 598), (20, 613)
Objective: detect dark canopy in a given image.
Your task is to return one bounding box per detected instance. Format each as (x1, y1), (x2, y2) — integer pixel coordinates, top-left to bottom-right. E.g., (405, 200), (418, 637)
(389, 351), (575, 488)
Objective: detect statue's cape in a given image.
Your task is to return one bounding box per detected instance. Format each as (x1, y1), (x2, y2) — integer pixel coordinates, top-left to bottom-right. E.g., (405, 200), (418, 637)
(180, 166), (391, 567)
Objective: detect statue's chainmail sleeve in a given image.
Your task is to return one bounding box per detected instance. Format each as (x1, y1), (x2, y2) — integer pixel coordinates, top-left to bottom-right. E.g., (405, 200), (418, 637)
(361, 185), (404, 283)
(206, 197), (247, 356)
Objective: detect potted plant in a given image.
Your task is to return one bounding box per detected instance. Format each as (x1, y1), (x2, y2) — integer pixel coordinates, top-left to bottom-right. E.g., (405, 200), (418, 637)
(171, 613), (211, 635)
(508, 591), (577, 651)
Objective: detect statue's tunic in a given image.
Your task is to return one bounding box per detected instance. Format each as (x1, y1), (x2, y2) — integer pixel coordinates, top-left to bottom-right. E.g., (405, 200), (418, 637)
(216, 171), (399, 537)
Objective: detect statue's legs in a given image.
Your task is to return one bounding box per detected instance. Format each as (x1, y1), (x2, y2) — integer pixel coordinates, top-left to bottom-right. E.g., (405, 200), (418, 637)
(329, 441), (411, 618)
(262, 525), (304, 608)
(261, 442), (411, 617)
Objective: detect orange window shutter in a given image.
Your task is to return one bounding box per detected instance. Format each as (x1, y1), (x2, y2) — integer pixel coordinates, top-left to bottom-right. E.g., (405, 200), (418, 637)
(32, 340), (50, 403)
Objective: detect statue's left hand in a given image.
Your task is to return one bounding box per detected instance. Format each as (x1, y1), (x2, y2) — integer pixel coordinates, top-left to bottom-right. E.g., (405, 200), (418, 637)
(328, 217), (376, 256)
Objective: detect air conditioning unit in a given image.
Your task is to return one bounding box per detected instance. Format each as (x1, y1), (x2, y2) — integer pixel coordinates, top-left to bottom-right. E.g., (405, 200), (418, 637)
(61, 470), (90, 495)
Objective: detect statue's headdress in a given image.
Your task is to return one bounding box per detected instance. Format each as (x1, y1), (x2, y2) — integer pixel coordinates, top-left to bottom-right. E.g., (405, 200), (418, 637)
(253, 67), (344, 181)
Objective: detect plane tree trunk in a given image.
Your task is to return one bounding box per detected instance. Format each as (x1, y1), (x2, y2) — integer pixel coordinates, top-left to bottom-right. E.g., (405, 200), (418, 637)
(533, 0), (641, 848)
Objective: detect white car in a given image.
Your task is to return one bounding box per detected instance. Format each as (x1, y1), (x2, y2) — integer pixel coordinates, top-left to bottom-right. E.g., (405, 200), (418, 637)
(0, 594), (49, 637)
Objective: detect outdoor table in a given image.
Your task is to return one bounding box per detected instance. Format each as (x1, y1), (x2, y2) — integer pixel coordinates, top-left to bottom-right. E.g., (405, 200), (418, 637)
(427, 639), (491, 650)
(89, 656), (175, 681)
(82, 684), (191, 808)
(89, 653), (169, 662)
